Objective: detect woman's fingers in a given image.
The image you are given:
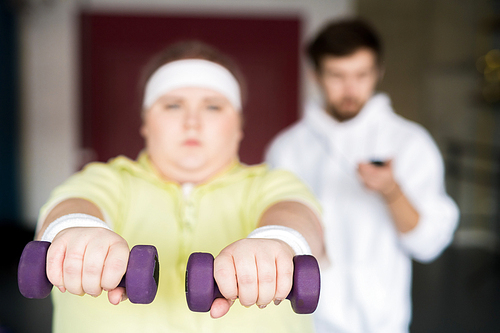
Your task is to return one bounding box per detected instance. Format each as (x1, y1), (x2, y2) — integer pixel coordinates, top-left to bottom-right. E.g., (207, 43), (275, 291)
(61, 239), (86, 296)
(214, 238), (295, 315)
(46, 240), (67, 293)
(101, 242), (129, 292)
(108, 286), (127, 305)
(45, 227), (129, 302)
(210, 297), (233, 318)
(81, 241), (108, 297)
(214, 252), (238, 302)
(255, 251), (277, 308)
(274, 249), (294, 305)
(233, 251), (258, 307)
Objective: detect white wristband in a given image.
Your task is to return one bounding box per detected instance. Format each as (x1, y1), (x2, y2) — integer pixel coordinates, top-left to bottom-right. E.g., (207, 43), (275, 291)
(41, 213), (112, 243)
(247, 225), (312, 256)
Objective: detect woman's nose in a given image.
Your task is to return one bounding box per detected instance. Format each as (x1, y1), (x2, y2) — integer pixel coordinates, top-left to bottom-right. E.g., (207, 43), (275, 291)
(184, 109), (201, 129)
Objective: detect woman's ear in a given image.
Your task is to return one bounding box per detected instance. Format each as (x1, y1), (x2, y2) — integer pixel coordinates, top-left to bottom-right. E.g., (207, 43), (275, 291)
(140, 109), (149, 139)
(140, 122), (148, 139)
(237, 113), (245, 142)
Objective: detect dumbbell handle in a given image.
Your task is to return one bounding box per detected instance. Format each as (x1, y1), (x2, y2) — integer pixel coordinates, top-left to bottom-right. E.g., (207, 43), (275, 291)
(18, 240), (159, 304)
(185, 252), (320, 314)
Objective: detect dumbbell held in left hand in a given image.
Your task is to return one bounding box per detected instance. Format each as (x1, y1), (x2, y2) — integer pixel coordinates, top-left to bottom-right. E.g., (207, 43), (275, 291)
(185, 252), (320, 314)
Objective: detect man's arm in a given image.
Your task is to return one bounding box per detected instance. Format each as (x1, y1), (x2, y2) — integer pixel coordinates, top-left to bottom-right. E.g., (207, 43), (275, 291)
(358, 160), (419, 233)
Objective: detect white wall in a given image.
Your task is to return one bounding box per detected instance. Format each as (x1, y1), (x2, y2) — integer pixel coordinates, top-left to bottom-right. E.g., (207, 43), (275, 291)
(19, 2), (81, 228)
(18, 0), (354, 227)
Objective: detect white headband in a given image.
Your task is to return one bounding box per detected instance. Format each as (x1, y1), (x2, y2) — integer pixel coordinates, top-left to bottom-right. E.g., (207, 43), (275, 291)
(143, 59), (242, 111)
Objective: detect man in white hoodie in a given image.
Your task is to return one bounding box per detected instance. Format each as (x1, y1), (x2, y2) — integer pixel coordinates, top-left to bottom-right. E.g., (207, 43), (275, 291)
(265, 18), (459, 333)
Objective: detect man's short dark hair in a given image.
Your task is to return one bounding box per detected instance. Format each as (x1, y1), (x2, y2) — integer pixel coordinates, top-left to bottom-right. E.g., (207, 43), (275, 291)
(306, 18), (383, 71)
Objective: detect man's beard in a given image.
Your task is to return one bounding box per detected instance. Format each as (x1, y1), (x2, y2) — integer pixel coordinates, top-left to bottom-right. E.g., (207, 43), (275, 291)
(325, 97), (364, 122)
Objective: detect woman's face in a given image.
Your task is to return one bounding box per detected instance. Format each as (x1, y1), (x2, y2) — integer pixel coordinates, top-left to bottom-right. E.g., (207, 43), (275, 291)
(141, 86), (243, 184)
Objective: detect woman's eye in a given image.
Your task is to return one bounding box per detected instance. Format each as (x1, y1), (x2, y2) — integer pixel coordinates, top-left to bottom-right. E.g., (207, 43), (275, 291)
(164, 103), (181, 110)
(206, 104), (222, 111)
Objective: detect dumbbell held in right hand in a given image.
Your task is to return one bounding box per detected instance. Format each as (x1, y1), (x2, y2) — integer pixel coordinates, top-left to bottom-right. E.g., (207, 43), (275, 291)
(17, 240), (159, 304)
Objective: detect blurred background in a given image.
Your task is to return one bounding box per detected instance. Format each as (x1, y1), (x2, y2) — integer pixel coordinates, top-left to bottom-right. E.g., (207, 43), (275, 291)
(1, 0), (500, 332)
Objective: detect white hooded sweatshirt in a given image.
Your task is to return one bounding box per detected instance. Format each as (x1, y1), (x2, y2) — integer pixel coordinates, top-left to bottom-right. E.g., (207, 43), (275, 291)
(265, 93), (459, 333)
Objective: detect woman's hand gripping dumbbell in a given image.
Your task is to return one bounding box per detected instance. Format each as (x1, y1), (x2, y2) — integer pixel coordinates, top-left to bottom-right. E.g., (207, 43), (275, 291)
(18, 225), (159, 304)
(185, 238), (320, 316)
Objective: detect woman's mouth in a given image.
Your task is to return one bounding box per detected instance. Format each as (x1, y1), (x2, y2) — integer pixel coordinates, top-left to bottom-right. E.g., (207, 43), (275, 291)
(183, 139), (201, 146)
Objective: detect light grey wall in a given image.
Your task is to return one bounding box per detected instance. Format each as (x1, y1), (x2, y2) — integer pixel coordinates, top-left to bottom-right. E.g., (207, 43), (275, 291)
(357, 0), (495, 247)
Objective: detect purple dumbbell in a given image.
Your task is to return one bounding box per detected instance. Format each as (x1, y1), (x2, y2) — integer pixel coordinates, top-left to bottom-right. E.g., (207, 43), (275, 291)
(185, 252), (320, 314)
(18, 240), (159, 304)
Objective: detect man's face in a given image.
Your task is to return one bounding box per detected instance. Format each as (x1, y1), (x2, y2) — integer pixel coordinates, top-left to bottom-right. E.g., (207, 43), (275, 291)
(316, 48), (381, 122)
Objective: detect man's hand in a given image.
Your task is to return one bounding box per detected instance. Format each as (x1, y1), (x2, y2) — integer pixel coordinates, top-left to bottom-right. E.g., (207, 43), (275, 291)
(210, 238), (295, 318)
(358, 160), (401, 202)
(46, 227), (130, 305)
(358, 160), (420, 233)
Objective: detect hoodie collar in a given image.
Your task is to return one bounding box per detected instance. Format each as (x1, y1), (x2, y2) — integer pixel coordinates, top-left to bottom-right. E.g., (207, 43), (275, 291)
(302, 93), (393, 154)
(304, 93), (393, 135)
